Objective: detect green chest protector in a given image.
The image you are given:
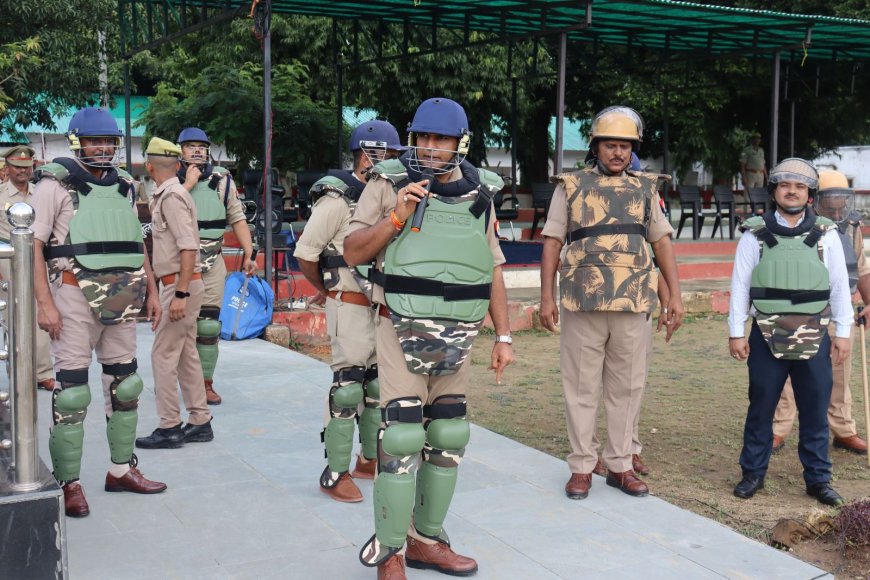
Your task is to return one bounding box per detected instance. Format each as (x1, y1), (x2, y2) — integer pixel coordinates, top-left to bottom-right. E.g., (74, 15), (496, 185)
(744, 213), (835, 360)
(190, 168), (231, 272)
(37, 160), (147, 325)
(366, 160), (500, 375)
(310, 172), (361, 290)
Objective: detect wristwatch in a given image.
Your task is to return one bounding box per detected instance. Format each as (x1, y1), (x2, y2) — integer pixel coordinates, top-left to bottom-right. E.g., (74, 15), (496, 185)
(174, 290), (190, 299)
(495, 335), (513, 345)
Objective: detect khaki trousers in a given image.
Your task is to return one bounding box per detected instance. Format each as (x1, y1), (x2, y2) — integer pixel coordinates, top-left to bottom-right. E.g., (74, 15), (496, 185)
(0, 259), (53, 381)
(51, 283), (137, 416)
(774, 325), (857, 439)
(561, 309), (648, 474)
(152, 279), (210, 428)
(202, 256), (227, 309)
(321, 296), (377, 425)
(744, 171), (765, 189)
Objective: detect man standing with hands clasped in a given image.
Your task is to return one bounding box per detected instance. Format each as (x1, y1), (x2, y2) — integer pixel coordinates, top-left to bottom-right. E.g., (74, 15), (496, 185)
(729, 158), (849, 507)
(136, 137), (214, 450)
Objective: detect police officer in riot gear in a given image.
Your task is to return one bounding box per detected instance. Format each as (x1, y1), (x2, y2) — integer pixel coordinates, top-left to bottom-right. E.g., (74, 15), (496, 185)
(771, 169), (869, 455)
(345, 98), (513, 579)
(540, 106), (683, 501)
(294, 120), (405, 503)
(30, 107), (166, 517)
(177, 127), (256, 405)
(729, 158), (850, 506)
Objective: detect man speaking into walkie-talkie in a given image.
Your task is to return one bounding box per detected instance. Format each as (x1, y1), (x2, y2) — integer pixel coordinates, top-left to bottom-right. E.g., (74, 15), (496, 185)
(343, 97), (514, 578)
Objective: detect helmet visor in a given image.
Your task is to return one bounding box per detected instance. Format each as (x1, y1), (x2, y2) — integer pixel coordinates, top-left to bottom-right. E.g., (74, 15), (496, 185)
(814, 189), (855, 222)
(181, 142), (210, 164)
(770, 171), (818, 188)
(75, 136), (123, 168)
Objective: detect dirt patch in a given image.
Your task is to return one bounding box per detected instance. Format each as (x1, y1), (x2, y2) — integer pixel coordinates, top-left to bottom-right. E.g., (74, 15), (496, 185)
(298, 314), (870, 578)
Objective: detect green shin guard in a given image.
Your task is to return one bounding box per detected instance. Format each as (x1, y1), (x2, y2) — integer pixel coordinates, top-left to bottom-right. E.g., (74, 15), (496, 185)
(107, 410), (138, 464)
(324, 417), (356, 472)
(50, 383), (91, 481)
(374, 471), (418, 548)
(360, 376), (380, 460)
(49, 423), (86, 481)
(196, 318), (221, 379)
(413, 462), (459, 538)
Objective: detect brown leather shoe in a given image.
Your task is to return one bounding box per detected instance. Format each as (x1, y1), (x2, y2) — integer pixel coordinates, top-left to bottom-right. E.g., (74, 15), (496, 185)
(351, 455), (377, 480)
(592, 457), (607, 477)
(833, 434), (868, 455)
(632, 454), (650, 476)
(565, 473), (592, 500)
(105, 466), (168, 494)
(62, 482), (89, 518)
(37, 378), (56, 391)
(606, 470), (649, 497)
(320, 471), (363, 503)
(378, 553), (406, 580)
(405, 536), (478, 577)
(772, 435), (785, 453)
(204, 379), (222, 405)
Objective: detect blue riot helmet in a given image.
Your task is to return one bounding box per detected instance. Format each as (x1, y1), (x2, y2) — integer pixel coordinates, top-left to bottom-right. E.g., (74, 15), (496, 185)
(67, 107), (123, 168)
(177, 127), (211, 165)
(350, 120), (406, 166)
(406, 97), (472, 175)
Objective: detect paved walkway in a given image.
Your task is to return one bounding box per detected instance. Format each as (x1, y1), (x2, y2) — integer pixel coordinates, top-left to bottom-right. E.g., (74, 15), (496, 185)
(34, 326), (829, 579)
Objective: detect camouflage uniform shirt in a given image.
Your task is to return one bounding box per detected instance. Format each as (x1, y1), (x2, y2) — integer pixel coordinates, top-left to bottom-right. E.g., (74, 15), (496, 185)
(728, 210), (852, 339)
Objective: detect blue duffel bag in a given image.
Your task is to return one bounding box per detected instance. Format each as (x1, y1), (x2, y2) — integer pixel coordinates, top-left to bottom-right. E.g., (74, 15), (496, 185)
(219, 272), (274, 340)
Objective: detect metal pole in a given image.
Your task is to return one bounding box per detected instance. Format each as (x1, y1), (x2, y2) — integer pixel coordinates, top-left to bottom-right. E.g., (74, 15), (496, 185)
(770, 51), (781, 166)
(124, 62), (133, 171)
(263, 0), (273, 285)
(7, 203), (38, 490)
(789, 100), (795, 158)
(509, 42), (517, 196)
(554, 32), (567, 175)
(335, 19), (343, 168)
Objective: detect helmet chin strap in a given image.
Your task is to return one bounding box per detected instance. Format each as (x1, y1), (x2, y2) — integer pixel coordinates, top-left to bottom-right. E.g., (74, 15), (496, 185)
(776, 202), (806, 215)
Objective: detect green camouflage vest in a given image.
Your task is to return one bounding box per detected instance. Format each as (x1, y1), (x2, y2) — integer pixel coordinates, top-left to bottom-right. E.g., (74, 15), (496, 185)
(375, 160), (494, 375)
(744, 213), (835, 360)
(37, 161), (147, 325)
(190, 167), (230, 273)
(556, 168), (657, 313)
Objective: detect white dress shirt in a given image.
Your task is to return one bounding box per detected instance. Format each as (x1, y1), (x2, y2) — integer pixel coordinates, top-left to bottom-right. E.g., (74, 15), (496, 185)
(728, 210), (852, 339)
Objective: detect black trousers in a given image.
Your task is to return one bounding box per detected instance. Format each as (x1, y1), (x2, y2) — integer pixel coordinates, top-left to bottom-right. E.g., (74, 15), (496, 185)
(739, 321), (833, 487)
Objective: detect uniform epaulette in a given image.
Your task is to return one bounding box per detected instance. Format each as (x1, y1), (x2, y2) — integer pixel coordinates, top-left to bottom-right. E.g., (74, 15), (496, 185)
(370, 158), (408, 186)
(477, 168), (504, 196)
(845, 210), (863, 227)
(212, 166), (229, 176)
(739, 215), (765, 233)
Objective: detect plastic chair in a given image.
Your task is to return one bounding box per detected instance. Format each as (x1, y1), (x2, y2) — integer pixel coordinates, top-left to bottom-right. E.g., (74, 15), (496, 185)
(676, 185), (710, 240)
(711, 185), (738, 239)
(530, 182), (555, 239)
(747, 187), (770, 215)
(494, 189), (520, 240)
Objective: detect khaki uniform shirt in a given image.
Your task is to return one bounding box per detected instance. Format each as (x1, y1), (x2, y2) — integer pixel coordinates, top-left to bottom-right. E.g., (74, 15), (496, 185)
(542, 168), (674, 259)
(149, 177), (201, 278)
(851, 224), (870, 278)
(0, 180), (34, 241)
(740, 145), (766, 171)
(348, 165), (506, 305)
(30, 161), (138, 275)
(294, 192), (363, 293)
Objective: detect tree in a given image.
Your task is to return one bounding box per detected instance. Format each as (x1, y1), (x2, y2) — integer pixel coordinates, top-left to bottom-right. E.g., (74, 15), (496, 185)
(0, 0), (121, 137)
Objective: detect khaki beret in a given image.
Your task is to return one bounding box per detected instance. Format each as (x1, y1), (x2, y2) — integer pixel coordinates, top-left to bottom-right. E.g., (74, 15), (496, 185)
(4, 145), (36, 167)
(145, 137), (182, 157)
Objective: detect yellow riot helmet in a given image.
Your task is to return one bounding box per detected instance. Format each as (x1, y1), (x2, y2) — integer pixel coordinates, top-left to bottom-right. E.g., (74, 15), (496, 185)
(586, 106), (643, 165)
(814, 170), (854, 222)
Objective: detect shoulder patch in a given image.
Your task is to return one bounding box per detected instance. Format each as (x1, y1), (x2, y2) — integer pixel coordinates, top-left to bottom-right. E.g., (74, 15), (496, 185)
(212, 166), (229, 176)
(739, 215), (765, 233)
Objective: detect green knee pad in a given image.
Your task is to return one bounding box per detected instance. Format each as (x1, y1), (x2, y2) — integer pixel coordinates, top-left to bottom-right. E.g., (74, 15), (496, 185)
(196, 318), (222, 379)
(359, 377), (380, 460)
(413, 462), (458, 538)
(324, 417), (356, 473)
(49, 384), (91, 481)
(107, 373), (143, 464)
(373, 470), (417, 549)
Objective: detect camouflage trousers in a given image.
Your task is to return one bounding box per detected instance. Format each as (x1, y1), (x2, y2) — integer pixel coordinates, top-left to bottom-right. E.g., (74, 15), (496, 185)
(375, 314), (472, 408)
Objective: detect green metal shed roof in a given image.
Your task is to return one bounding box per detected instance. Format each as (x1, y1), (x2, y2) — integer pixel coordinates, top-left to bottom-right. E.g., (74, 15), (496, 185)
(119, 0), (870, 62)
